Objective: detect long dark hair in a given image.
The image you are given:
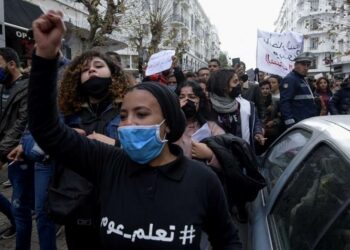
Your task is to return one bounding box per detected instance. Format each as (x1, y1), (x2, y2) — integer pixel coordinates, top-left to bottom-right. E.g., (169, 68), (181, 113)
(207, 69), (235, 97)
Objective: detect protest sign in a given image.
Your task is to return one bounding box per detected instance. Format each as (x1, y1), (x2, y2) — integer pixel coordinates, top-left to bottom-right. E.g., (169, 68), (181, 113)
(145, 50), (175, 76)
(256, 30), (304, 77)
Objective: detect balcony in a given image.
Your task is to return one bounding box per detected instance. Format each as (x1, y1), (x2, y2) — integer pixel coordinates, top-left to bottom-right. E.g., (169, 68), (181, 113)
(180, 0), (190, 8)
(172, 14), (185, 26)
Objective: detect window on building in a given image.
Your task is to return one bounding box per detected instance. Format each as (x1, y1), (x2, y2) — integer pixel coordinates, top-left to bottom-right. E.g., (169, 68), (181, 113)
(120, 55), (130, 69)
(131, 55), (138, 69)
(310, 0), (319, 11)
(310, 19), (320, 30)
(310, 37), (319, 50)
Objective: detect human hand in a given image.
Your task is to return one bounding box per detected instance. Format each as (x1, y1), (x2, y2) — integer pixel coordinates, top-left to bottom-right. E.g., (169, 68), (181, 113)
(87, 132), (116, 146)
(191, 141), (213, 160)
(73, 128), (87, 136)
(32, 10), (66, 59)
(233, 63), (245, 77)
(179, 98), (188, 108)
(7, 144), (24, 161)
(254, 134), (267, 146)
(171, 56), (178, 69)
(266, 120), (275, 128)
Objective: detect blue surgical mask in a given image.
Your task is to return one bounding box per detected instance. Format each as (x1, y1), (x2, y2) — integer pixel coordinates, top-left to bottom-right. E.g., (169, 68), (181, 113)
(117, 120), (167, 164)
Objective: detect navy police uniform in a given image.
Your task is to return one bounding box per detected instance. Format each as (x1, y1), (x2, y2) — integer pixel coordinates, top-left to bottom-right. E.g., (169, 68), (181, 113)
(280, 70), (317, 127)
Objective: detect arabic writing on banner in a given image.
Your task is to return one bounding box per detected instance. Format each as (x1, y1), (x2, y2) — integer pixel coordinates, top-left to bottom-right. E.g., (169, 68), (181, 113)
(145, 50), (175, 76)
(256, 30), (304, 77)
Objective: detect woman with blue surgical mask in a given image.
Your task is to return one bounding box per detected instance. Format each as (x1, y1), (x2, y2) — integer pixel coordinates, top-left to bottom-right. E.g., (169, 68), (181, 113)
(28, 10), (242, 249)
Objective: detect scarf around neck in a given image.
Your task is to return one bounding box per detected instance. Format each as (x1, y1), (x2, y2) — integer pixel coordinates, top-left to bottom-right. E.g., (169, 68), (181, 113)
(210, 93), (238, 113)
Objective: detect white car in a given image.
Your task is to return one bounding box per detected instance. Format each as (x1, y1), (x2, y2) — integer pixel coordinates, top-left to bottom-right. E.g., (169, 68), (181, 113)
(249, 115), (350, 250)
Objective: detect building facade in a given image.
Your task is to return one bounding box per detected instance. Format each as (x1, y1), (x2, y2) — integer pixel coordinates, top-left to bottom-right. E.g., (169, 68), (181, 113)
(116, 0), (221, 73)
(1, 0), (220, 74)
(275, 0), (350, 77)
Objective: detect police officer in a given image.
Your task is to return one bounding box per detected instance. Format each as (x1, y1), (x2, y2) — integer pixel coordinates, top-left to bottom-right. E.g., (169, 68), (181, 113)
(280, 52), (318, 127)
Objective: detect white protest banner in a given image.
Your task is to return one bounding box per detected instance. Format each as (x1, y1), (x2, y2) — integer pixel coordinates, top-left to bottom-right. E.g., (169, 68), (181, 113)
(256, 30), (304, 77)
(145, 50), (175, 76)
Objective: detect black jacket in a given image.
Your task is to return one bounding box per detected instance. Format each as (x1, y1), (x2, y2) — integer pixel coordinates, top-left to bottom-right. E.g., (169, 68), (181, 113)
(329, 83), (350, 115)
(0, 77), (28, 161)
(202, 134), (266, 208)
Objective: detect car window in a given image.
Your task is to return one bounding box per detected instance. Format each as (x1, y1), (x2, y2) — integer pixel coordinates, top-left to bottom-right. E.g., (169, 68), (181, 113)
(269, 144), (350, 250)
(264, 129), (311, 190)
(315, 200), (350, 250)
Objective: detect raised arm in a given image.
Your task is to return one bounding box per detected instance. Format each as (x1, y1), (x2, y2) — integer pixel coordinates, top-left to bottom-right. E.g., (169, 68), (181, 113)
(28, 11), (118, 182)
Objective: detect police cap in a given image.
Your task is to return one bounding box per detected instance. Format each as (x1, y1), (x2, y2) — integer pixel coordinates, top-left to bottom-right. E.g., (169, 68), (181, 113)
(293, 52), (315, 63)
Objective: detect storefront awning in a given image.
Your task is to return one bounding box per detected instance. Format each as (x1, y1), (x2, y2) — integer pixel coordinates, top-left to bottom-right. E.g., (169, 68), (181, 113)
(4, 0), (43, 31)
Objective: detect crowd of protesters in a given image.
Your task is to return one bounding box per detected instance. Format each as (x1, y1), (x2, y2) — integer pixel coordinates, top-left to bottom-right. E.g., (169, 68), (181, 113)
(0, 9), (350, 250)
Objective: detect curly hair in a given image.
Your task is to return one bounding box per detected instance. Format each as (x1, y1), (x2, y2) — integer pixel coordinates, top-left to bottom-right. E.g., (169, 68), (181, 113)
(315, 77), (330, 92)
(59, 50), (130, 115)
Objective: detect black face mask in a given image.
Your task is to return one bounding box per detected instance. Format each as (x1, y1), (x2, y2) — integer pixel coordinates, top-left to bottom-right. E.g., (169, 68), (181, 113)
(229, 86), (241, 99)
(181, 99), (197, 119)
(78, 76), (112, 100)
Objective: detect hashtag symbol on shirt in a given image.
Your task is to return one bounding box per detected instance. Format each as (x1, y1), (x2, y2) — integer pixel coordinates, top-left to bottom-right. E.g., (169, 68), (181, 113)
(179, 225), (196, 245)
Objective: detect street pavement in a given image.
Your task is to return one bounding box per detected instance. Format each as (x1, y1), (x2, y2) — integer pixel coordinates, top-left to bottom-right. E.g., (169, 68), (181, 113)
(0, 165), (67, 250)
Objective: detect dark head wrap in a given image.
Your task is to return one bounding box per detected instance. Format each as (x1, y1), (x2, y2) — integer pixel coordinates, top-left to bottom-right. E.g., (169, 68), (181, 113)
(128, 82), (186, 142)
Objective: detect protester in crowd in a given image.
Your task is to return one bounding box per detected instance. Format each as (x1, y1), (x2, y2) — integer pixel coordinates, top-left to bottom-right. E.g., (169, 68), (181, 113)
(268, 74), (282, 102)
(280, 52), (318, 128)
(258, 70), (268, 83)
(235, 61), (265, 120)
(28, 10), (242, 250)
(330, 77), (342, 94)
(198, 79), (209, 101)
(3, 47), (70, 249)
(329, 77), (350, 115)
(0, 47), (29, 240)
(207, 69), (265, 223)
(256, 80), (282, 154)
(208, 69), (265, 147)
(35, 50), (128, 250)
(239, 73), (265, 120)
(208, 59), (220, 72)
(267, 74), (285, 137)
(6, 49), (129, 249)
(175, 81), (226, 250)
(197, 67), (210, 83)
(314, 77), (332, 116)
(144, 56), (185, 87)
(175, 80), (223, 160)
(185, 71), (197, 81)
(166, 73), (177, 92)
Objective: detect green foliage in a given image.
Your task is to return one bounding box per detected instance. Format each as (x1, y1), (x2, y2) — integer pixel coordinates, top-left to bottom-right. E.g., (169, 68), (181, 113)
(219, 52), (229, 67)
